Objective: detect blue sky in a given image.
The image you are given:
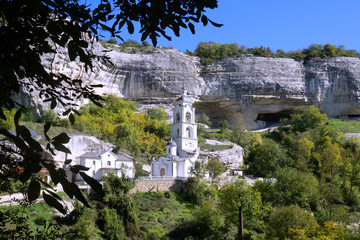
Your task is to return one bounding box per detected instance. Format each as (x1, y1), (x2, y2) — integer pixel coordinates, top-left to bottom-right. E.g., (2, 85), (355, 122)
(90, 0), (360, 52)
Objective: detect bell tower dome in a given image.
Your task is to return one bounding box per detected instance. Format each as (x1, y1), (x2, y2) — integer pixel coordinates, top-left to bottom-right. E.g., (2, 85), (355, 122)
(171, 88), (198, 152)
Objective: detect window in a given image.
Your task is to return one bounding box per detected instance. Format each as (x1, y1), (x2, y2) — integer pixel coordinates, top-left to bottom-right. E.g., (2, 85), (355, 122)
(93, 161), (96, 165)
(177, 128), (179, 137)
(176, 112), (181, 122)
(107, 161), (111, 166)
(160, 168), (165, 176)
(186, 127), (191, 138)
(186, 112), (191, 122)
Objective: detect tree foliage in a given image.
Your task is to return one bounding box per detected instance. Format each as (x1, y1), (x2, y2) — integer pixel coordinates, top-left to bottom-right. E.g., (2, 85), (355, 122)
(74, 96), (170, 157)
(286, 106), (328, 133)
(266, 205), (319, 240)
(219, 181), (266, 232)
(193, 42), (360, 65)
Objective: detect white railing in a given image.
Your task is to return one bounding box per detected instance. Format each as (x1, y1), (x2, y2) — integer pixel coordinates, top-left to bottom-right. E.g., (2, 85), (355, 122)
(135, 176), (270, 185)
(136, 176), (188, 181)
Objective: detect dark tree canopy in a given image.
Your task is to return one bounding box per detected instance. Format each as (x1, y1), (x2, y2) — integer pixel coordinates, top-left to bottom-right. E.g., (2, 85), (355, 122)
(0, 0), (221, 211)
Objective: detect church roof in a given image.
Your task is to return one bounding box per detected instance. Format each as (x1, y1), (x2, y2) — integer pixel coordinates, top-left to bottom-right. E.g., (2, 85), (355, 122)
(179, 148), (208, 156)
(78, 152), (101, 159)
(116, 152), (133, 162)
(165, 155), (187, 162)
(175, 95), (194, 103)
(167, 140), (177, 146)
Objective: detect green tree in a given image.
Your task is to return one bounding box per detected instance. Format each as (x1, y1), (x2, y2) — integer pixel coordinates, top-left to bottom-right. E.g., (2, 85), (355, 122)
(206, 157), (226, 179)
(173, 201), (226, 240)
(219, 181), (266, 232)
(182, 177), (209, 205)
(107, 38), (118, 44)
(146, 108), (168, 121)
(341, 143), (360, 204)
(287, 106), (328, 133)
(266, 205), (319, 240)
(218, 119), (229, 139)
(231, 120), (249, 147)
(273, 168), (319, 209)
(102, 207), (126, 240)
(322, 43), (337, 57)
(197, 113), (212, 126)
(292, 137), (315, 171)
(247, 138), (291, 177)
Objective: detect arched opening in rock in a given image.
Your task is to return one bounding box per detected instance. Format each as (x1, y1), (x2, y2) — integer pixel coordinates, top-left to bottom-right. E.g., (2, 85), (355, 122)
(256, 110), (294, 126)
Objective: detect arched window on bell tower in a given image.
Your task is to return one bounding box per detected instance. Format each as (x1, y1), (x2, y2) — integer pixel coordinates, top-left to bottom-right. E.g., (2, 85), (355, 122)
(176, 112), (180, 123)
(186, 127), (191, 138)
(186, 112), (191, 123)
(177, 128), (179, 137)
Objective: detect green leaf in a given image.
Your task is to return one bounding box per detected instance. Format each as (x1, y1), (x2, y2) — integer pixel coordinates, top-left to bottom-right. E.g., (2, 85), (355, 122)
(28, 180), (41, 201)
(52, 132), (70, 144)
(14, 108), (22, 127)
(62, 109), (71, 116)
(44, 122), (51, 135)
(70, 165), (89, 174)
(71, 183), (91, 207)
(188, 22), (195, 34)
(127, 21), (134, 34)
(201, 15), (208, 26)
(43, 192), (66, 214)
(118, 20), (126, 30)
(64, 159), (72, 165)
(69, 113), (75, 125)
(79, 172), (104, 198)
(52, 142), (71, 154)
(208, 19), (223, 27)
(50, 99), (57, 109)
(45, 189), (62, 201)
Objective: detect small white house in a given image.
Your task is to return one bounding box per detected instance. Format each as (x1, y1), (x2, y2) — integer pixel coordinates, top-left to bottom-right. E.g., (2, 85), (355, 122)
(75, 150), (134, 181)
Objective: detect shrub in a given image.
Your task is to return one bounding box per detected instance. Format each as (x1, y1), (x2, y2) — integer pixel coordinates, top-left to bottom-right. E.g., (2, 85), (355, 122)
(266, 205), (318, 240)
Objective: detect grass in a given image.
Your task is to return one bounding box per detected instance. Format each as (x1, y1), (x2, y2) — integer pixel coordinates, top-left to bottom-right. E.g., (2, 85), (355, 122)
(328, 119), (360, 133)
(133, 191), (193, 239)
(0, 200), (56, 230)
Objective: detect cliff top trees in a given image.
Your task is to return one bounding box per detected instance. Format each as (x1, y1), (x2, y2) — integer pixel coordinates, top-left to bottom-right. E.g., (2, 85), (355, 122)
(0, 0), (222, 211)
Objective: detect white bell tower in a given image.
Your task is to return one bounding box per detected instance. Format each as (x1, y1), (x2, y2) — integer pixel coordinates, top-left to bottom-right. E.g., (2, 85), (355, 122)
(171, 88), (198, 152)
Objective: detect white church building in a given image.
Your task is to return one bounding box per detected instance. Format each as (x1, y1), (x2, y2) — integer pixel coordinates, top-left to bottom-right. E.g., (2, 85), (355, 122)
(151, 89), (208, 178)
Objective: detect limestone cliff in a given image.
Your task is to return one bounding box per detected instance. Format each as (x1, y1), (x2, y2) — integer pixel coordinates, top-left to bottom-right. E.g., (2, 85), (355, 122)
(22, 44), (360, 129)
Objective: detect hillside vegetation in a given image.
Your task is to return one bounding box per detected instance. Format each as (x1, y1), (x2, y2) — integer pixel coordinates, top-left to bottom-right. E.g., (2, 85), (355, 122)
(101, 39), (360, 65)
(3, 100), (360, 239)
(189, 42), (360, 65)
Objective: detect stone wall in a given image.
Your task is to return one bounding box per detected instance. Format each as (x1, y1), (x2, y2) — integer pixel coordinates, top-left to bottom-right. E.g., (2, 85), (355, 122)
(129, 178), (258, 194)
(129, 179), (186, 194)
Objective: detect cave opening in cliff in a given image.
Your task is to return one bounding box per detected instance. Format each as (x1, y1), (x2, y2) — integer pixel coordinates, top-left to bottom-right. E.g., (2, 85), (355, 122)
(346, 114), (360, 120)
(256, 110), (295, 126)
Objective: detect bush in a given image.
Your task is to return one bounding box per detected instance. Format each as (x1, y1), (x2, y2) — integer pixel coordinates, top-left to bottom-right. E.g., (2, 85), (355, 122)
(266, 205), (318, 240)
(247, 138), (291, 177)
(146, 108), (168, 121)
(287, 106), (328, 133)
(39, 109), (58, 123)
(107, 38), (118, 44)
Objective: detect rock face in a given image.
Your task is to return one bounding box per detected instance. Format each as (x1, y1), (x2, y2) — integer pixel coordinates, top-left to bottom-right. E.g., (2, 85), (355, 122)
(25, 45), (360, 129)
(205, 139), (244, 171)
(52, 135), (114, 165)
